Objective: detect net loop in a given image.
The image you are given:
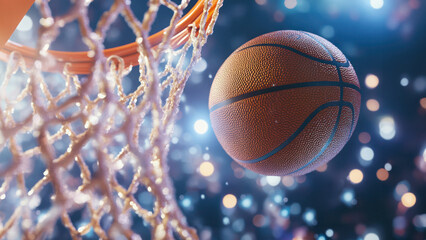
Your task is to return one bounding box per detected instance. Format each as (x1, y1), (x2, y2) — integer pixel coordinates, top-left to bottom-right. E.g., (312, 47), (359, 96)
(0, 0), (223, 239)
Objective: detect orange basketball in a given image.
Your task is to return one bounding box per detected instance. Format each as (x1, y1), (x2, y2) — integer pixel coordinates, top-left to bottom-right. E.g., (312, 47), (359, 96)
(209, 30), (361, 176)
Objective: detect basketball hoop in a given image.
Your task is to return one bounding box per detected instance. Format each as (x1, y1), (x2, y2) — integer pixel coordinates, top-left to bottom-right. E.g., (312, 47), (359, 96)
(0, 0), (221, 74)
(0, 0), (223, 239)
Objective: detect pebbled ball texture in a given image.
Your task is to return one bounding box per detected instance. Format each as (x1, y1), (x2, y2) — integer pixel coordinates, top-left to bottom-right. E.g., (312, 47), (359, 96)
(209, 30), (361, 176)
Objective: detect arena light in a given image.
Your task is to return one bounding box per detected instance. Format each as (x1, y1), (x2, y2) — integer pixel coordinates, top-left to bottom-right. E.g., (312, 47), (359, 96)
(17, 15), (33, 32)
(379, 116), (396, 140)
(370, 0), (384, 9)
(364, 232), (380, 240)
(284, 0), (297, 9)
(194, 119), (209, 134)
(266, 176), (281, 186)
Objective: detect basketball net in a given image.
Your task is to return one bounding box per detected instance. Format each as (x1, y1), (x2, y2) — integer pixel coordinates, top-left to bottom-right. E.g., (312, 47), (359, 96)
(0, 0), (222, 239)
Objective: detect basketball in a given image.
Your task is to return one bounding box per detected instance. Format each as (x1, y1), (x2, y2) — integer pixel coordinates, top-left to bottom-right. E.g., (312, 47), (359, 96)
(209, 30), (361, 176)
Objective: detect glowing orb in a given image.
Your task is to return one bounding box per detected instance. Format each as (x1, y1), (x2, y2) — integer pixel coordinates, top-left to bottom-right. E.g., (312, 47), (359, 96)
(348, 169), (364, 184)
(364, 232), (380, 240)
(360, 147), (374, 161)
(223, 194), (238, 208)
(376, 168), (389, 181)
(370, 0), (384, 9)
(401, 192), (416, 208)
(266, 176), (281, 186)
(284, 0), (297, 9)
(366, 99), (380, 112)
(365, 74), (379, 88)
(199, 162), (214, 177)
(17, 15), (33, 32)
(379, 116), (396, 140)
(194, 119), (208, 134)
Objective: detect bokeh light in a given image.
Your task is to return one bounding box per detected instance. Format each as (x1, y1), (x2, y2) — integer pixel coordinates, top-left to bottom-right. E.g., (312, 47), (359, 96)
(240, 195), (254, 209)
(348, 169), (364, 184)
(420, 98), (426, 109)
(255, 0), (267, 5)
(341, 189), (356, 206)
(193, 58), (208, 72)
(266, 176), (281, 186)
(413, 77), (426, 92)
(393, 216), (406, 232)
(325, 229), (334, 237)
(364, 232), (380, 240)
(280, 207), (290, 218)
(376, 168), (389, 181)
(317, 235), (326, 240)
(316, 163), (328, 172)
(181, 196), (192, 209)
(282, 176), (295, 187)
(370, 0), (384, 9)
(401, 192), (416, 208)
(413, 214), (426, 229)
(194, 119), (208, 134)
(17, 15), (33, 32)
(400, 77), (409, 86)
(253, 214), (267, 227)
(273, 11), (285, 22)
(379, 116), (396, 140)
(303, 209), (316, 226)
(284, 0), (298, 9)
(223, 194), (238, 209)
(366, 99), (380, 112)
(320, 25), (335, 39)
(423, 148), (426, 162)
(384, 163), (392, 171)
(290, 203), (301, 215)
(360, 147), (374, 161)
(358, 132), (371, 144)
(395, 181), (410, 198)
(365, 74), (379, 89)
(199, 161), (214, 177)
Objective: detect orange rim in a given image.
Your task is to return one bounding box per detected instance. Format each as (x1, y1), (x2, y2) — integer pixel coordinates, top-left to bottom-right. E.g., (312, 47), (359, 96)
(0, 0), (218, 74)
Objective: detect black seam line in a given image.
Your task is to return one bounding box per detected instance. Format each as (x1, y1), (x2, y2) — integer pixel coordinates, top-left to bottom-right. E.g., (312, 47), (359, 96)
(287, 32), (346, 174)
(302, 32), (336, 61)
(288, 100), (344, 174)
(303, 32), (357, 141)
(235, 43), (350, 68)
(232, 101), (352, 164)
(209, 81), (361, 112)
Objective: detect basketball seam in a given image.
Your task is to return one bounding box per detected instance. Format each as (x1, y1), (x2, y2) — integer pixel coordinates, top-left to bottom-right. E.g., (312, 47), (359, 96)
(287, 104), (354, 175)
(209, 82), (360, 112)
(235, 43), (350, 67)
(287, 32), (350, 175)
(232, 101), (355, 164)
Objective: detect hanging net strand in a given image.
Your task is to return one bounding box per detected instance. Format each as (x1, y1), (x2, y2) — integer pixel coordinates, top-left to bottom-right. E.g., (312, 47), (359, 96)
(0, 0), (223, 239)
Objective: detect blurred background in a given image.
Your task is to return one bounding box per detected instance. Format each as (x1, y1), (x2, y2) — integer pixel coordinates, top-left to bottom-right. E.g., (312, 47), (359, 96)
(173, 0), (426, 239)
(6, 0), (426, 239)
